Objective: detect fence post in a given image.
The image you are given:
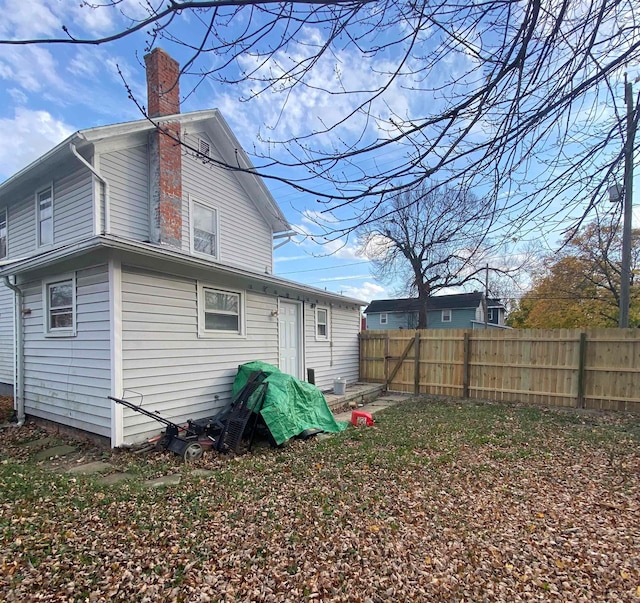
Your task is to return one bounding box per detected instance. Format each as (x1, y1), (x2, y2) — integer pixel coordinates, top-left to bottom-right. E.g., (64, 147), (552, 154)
(414, 331), (421, 394)
(577, 331), (587, 409)
(463, 331), (470, 398)
(384, 332), (390, 388)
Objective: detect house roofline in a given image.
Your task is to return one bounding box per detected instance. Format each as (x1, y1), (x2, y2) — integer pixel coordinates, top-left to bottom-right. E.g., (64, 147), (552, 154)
(0, 235), (366, 306)
(0, 109), (290, 234)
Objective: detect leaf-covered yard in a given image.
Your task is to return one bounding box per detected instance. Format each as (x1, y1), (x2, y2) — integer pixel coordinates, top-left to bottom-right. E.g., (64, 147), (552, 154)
(1, 397), (639, 602)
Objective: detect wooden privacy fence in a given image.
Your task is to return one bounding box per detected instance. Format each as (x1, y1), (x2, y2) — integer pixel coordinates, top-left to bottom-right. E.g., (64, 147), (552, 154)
(359, 328), (640, 411)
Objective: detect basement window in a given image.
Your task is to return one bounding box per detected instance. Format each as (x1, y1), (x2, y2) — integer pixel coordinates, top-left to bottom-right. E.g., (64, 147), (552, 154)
(44, 275), (76, 336)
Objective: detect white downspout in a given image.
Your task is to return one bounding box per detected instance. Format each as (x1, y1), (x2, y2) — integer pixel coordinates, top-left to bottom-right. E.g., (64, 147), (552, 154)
(70, 143), (111, 234)
(3, 276), (24, 425)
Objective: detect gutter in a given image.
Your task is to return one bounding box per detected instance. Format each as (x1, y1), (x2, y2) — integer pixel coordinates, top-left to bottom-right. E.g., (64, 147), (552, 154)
(3, 276), (24, 425)
(70, 143), (110, 234)
(0, 234), (367, 306)
(273, 230), (297, 251)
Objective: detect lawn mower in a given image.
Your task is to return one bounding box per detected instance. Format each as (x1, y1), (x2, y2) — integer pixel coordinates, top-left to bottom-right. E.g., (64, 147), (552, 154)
(107, 371), (269, 460)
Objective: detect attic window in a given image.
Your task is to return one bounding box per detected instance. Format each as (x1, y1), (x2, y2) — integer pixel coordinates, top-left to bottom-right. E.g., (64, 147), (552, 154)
(0, 208), (6, 259)
(37, 186), (53, 247)
(199, 138), (210, 158)
(191, 197), (218, 259)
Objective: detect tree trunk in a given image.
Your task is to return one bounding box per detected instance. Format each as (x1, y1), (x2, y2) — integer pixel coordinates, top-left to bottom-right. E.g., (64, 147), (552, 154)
(417, 287), (430, 329)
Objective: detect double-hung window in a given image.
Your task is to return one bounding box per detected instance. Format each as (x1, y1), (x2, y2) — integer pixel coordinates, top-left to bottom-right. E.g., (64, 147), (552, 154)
(199, 285), (243, 336)
(37, 186), (53, 247)
(0, 208), (6, 259)
(380, 313), (388, 325)
(44, 275), (76, 336)
(191, 198), (218, 259)
(441, 309), (452, 323)
(316, 307), (329, 340)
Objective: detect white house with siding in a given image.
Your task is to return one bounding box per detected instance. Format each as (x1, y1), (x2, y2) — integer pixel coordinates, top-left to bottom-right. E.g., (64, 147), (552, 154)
(0, 49), (363, 446)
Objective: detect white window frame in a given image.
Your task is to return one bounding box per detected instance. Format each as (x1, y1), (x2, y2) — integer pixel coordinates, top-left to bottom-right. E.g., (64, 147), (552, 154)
(315, 306), (330, 341)
(190, 196), (219, 260)
(488, 308), (497, 322)
(441, 309), (452, 323)
(43, 274), (76, 337)
(0, 207), (6, 260)
(36, 184), (54, 248)
(380, 313), (388, 325)
(197, 283), (245, 338)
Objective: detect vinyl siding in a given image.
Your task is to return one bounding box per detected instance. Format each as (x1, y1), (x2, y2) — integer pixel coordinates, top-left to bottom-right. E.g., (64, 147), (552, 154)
(182, 133), (273, 272)
(366, 312), (413, 330)
(0, 284), (13, 385)
(431, 307), (477, 329)
(4, 166), (94, 258)
(54, 168), (94, 242)
(367, 308), (479, 329)
(101, 145), (150, 241)
(304, 303), (360, 390)
(120, 267), (279, 442)
(22, 265), (112, 436)
(6, 191), (36, 258)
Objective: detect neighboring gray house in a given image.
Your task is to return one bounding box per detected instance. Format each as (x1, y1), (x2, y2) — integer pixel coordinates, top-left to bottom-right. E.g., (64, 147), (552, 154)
(0, 49), (363, 446)
(364, 293), (507, 330)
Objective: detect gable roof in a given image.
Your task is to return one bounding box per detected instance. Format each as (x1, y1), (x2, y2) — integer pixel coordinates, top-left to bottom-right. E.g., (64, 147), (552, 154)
(364, 292), (485, 314)
(487, 298), (506, 309)
(0, 109), (290, 234)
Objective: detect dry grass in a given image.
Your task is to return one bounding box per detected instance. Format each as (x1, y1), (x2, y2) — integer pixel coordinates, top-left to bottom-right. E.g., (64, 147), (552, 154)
(1, 397), (639, 602)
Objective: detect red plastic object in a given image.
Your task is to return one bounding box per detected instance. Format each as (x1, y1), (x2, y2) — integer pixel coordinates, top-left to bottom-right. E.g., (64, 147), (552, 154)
(351, 410), (374, 426)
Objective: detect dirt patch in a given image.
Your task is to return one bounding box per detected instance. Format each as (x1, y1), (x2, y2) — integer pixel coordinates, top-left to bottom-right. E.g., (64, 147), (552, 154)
(0, 395), (14, 423)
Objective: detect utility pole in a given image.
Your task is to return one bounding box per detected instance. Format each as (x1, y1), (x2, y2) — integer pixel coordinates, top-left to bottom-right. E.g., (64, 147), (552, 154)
(619, 76), (637, 328)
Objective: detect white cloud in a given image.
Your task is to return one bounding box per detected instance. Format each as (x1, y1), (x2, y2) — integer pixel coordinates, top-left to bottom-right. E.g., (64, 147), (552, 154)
(321, 238), (363, 259)
(70, 2), (118, 36)
(360, 233), (393, 260)
(213, 26), (417, 152)
(316, 274), (371, 282)
(0, 108), (74, 179)
(0, 46), (65, 94)
(341, 281), (387, 302)
(0, 0), (149, 40)
(0, 0), (60, 39)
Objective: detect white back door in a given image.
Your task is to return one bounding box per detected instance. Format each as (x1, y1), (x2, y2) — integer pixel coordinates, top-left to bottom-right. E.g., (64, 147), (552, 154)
(278, 300), (302, 378)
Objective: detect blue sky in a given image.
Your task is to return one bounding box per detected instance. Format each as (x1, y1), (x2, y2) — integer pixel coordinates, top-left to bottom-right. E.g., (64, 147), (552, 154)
(0, 0), (638, 304)
(0, 0), (393, 302)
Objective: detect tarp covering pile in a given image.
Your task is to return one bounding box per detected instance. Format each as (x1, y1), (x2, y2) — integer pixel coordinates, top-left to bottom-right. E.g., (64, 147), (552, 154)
(232, 361), (348, 445)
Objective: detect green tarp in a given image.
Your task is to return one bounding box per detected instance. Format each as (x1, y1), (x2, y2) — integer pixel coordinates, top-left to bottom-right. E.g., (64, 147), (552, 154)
(232, 361), (348, 445)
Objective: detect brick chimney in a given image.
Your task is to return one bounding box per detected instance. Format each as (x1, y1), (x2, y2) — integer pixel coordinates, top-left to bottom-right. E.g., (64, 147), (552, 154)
(145, 48), (182, 248)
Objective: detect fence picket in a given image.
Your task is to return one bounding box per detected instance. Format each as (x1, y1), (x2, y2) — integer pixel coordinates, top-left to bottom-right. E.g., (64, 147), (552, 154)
(360, 328), (640, 410)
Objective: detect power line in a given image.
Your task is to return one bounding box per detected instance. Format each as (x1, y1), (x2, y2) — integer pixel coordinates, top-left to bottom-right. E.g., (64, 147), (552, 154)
(277, 260), (370, 275)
